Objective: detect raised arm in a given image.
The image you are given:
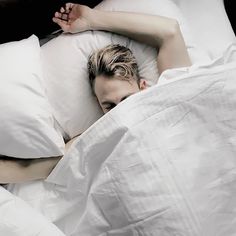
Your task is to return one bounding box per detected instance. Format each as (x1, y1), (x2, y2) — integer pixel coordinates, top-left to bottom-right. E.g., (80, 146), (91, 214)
(53, 3), (191, 75)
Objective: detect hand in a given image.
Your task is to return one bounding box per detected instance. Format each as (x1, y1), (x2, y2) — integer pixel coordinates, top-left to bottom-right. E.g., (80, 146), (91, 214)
(52, 3), (93, 33)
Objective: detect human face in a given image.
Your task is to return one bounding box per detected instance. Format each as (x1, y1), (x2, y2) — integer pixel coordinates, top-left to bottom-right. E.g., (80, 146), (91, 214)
(94, 75), (146, 113)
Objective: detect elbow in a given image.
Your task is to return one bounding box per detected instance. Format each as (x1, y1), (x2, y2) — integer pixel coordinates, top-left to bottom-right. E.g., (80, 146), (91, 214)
(153, 19), (181, 47)
(164, 19), (181, 40)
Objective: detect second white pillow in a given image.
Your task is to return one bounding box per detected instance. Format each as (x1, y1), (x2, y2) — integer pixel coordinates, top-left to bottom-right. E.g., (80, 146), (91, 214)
(0, 35), (65, 158)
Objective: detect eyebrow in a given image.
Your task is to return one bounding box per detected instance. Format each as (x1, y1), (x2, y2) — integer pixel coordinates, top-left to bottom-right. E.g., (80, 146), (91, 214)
(101, 93), (135, 105)
(101, 101), (114, 105)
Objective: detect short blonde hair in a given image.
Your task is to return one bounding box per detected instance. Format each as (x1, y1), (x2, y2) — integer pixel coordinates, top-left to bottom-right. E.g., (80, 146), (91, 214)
(87, 44), (140, 93)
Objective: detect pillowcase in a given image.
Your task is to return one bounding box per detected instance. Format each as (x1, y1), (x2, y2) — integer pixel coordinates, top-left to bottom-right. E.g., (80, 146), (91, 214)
(41, 0), (210, 139)
(0, 35), (65, 158)
(172, 0), (236, 59)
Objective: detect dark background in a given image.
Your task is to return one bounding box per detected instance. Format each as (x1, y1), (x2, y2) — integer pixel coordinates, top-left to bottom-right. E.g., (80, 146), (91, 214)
(224, 0), (235, 36)
(0, 0), (103, 44)
(0, 0), (235, 44)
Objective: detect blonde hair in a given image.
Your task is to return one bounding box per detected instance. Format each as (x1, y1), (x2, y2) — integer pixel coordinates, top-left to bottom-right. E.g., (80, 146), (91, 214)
(87, 44), (141, 93)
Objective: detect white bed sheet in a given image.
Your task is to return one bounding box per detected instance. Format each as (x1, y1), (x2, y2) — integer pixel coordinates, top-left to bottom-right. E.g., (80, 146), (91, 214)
(6, 44), (236, 235)
(3, 0), (236, 235)
(44, 55), (236, 236)
(0, 186), (65, 236)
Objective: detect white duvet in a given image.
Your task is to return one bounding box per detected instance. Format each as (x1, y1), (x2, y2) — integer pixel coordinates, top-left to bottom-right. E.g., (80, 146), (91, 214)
(2, 44), (236, 236)
(0, 185), (65, 236)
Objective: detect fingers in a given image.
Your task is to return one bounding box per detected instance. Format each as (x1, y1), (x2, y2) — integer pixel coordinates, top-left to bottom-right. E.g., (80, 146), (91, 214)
(55, 3), (74, 21)
(55, 11), (69, 21)
(65, 3), (74, 12)
(52, 3), (75, 32)
(52, 17), (70, 32)
(60, 6), (65, 13)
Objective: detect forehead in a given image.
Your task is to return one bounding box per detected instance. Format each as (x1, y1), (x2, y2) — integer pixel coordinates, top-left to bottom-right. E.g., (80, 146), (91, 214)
(94, 75), (138, 99)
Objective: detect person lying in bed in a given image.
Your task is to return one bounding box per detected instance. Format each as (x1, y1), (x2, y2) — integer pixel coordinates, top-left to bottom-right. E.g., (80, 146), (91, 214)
(0, 2), (191, 184)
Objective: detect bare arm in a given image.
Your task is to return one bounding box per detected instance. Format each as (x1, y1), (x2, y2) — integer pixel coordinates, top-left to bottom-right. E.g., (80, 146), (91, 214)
(0, 135), (79, 184)
(53, 3), (191, 74)
(90, 10), (191, 74)
(0, 156), (61, 184)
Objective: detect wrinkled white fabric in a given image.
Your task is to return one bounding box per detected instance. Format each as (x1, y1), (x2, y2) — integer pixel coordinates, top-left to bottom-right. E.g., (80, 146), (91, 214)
(6, 44), (236, 236)
(0, 186), (65, 236)
(37, 58), (236, 235)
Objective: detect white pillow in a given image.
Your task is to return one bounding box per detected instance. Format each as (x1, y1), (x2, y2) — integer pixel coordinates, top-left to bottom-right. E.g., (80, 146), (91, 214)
(0, 35), (65, 158)
(173, 0), (236, 59)
(41, 0), (210, 138)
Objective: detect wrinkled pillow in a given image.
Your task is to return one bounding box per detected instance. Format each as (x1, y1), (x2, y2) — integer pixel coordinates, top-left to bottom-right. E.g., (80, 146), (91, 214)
(0, 35), (65, 158)
(41, 0), (210, 138)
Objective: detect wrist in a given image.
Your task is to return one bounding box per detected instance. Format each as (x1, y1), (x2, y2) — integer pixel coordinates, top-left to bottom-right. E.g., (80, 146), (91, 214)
(80, 6), (97, 31)
(88, 9), (106, 31)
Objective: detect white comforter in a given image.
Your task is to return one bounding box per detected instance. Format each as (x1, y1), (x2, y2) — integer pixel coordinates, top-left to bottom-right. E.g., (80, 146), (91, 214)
(2, 46), (236, 236)
(0, 185), (65, 236)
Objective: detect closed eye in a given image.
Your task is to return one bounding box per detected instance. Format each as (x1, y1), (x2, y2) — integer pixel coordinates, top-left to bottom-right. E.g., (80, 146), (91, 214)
(120, 95), (130, 102)
(104, 96), (128, 111)
(104, 103), (116, 111)
(102, 93), (134, 112)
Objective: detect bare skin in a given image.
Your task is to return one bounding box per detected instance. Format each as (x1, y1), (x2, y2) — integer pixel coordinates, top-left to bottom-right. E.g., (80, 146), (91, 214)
(0, 135), (79, 184)
(52, 2), (191, 74)
(53, 2), (191, 112)
(94, 75), (147, 113)
(0, 3), (192, 184)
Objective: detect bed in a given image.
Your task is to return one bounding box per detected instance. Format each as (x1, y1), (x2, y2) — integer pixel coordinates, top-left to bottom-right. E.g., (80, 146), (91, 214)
(1, 0), (236, 235)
